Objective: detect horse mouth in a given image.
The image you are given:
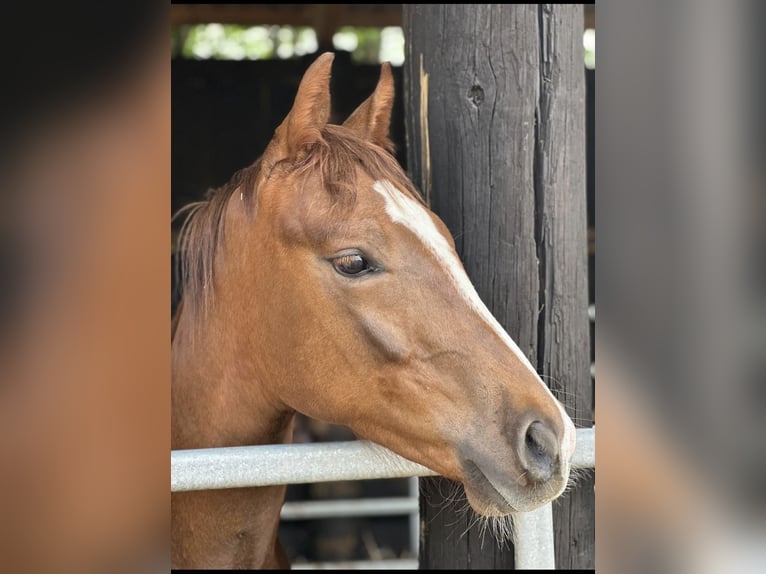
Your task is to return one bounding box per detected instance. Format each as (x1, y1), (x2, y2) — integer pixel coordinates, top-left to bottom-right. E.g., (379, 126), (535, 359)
(461, 460), (517, 516)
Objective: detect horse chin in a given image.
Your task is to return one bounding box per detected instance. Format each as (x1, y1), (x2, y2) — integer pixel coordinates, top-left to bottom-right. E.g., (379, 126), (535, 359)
(461, 460), (518, 517)
(461, 458), (565, 517)
(463, 483), (516, 517)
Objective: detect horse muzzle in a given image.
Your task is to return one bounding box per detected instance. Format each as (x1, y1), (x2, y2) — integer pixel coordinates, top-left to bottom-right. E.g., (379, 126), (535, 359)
(457, 416), (573, 516)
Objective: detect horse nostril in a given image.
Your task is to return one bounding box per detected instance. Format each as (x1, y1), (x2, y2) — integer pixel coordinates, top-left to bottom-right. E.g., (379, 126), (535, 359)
(521, 421), (559, 483)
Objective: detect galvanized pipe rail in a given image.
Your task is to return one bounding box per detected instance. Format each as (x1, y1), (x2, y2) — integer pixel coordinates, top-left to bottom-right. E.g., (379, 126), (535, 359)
(171, 427), (594, 569)
(171, 427), (594, 491)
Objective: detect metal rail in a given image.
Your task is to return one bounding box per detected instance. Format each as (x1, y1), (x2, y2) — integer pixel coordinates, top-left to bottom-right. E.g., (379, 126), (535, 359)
(171, 427), (595, 570)
(171, 428), (594, 492)
(292, 559), (420, 570)
(281, 496), (418, 520)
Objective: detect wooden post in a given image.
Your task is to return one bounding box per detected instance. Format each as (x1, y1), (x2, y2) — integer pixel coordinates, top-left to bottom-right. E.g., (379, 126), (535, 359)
(403, 5), (593, 569)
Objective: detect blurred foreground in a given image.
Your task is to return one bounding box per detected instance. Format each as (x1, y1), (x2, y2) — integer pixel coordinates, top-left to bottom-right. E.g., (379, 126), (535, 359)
(0, 5), (170, 574)
(598, 1), (766, 573)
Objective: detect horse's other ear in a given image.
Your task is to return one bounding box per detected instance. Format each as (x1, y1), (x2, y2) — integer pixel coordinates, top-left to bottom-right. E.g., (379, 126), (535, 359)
(343, 62), (395, 153)
(266, 52), (334, 164)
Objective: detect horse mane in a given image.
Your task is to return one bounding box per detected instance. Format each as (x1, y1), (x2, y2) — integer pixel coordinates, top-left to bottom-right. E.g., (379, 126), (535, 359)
(173, 125), (424, 329)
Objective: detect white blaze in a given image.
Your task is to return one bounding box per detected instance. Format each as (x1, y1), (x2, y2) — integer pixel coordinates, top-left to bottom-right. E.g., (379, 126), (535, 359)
(372, 180), (575, 462)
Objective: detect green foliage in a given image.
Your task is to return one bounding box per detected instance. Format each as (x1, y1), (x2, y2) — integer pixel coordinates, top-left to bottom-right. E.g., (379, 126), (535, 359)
(170, 24), (406, 66)
(171, 24), (318, 61)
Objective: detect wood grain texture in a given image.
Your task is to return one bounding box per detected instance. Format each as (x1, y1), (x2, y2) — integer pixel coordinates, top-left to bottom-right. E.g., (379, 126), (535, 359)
(403, 4), (593, 569)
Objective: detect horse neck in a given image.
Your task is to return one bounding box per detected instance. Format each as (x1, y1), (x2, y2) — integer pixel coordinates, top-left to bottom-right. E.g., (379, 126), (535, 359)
(171, 297), (294, 450)
(171, 296), (294, 569)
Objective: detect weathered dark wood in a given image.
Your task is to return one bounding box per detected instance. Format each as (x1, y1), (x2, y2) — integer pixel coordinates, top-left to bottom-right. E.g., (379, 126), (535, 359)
(403, 4), (593, 569)
(536, 7), (595, 569)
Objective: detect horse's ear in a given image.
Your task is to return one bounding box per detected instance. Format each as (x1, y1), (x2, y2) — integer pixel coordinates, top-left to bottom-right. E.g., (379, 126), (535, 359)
(343, 62), (395, 153)
(265, 52), (334, 165)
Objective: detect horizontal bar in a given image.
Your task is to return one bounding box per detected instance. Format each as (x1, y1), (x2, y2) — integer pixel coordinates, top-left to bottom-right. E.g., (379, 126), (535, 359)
(171, 428), (594, 492)
(172, 440), (435, 492)
(281, 497), (418, 520)
(292, 559), (419, 570)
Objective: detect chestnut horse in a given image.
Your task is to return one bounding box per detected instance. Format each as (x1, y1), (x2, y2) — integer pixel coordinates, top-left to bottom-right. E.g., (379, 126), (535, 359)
(171, 53), (576, 569)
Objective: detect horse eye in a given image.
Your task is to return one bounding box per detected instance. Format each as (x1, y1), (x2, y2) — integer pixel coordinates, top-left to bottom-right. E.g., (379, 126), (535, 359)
(332, 254), (371, 277)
